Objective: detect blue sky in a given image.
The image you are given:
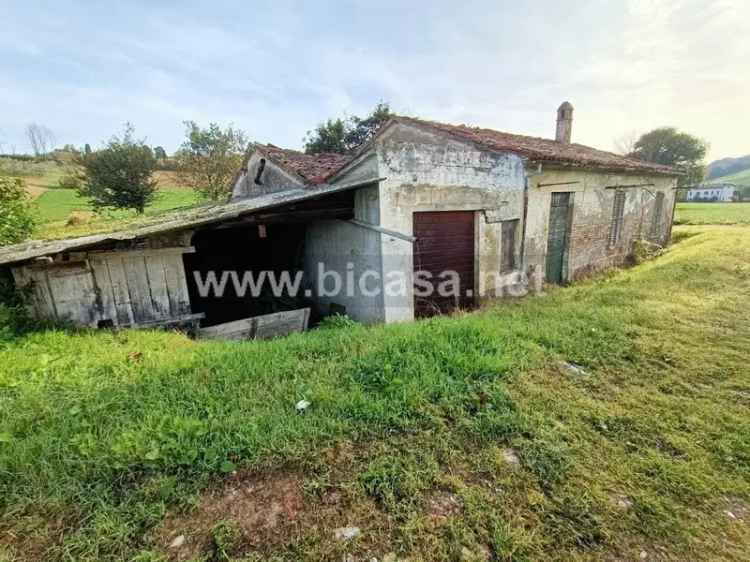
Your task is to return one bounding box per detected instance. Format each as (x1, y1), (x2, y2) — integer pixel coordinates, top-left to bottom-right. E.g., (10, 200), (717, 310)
(1, 0), (747, 160)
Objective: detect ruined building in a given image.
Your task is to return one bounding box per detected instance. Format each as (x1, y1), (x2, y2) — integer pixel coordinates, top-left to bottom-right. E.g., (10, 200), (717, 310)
(0, 103), (679, 335)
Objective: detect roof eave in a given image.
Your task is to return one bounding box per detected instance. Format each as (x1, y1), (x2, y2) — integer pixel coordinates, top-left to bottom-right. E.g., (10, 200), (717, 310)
(0, 176), (387, 267)
(526, 159), (683, 177)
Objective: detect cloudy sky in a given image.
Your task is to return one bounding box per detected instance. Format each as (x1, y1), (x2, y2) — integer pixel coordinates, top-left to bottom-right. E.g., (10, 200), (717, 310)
(1, 0), (748, 160)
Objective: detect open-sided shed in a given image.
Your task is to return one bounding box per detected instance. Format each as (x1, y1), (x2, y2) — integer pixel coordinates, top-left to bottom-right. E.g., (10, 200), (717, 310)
(0, 177), (379, 334)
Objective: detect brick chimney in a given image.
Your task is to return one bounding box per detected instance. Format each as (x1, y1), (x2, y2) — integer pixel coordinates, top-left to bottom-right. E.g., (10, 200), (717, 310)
(555, 101), (573, 143)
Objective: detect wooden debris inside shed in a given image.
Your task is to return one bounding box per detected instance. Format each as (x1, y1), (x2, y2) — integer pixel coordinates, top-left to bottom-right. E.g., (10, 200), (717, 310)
(198, 308), (311, 341)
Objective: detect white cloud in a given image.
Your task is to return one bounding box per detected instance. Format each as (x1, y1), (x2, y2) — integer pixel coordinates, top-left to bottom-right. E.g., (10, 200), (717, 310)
(0, 0), (747, 159)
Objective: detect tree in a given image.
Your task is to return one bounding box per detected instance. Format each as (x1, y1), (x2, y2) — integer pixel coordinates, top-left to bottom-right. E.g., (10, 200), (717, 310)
(177, 121), (247, 201)
(344, 102), (393, 150)
(25, 123), (55, 158)
(84, 143), (92, 155)
(77, 124), (157, 214)
(0, 175), (35, 245)
(631, 127), (708, 186)
(153, 146), (167, 160)
(304, 101), (393, 154)
(304, 118), (348, 154)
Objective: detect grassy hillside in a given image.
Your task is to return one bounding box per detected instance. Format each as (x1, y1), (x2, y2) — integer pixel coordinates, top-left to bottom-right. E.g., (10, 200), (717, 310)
(707, 168), (750, 188)
(32, 187), (200, 239)
(0, 155), (200, 240)
(707, 155), (750, 181)
(1, 225), (749, 561)
(675, 202), (750, 225)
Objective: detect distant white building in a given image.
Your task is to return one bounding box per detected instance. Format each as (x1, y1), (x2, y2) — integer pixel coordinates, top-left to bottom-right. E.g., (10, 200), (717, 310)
(686, 184), (737, 202)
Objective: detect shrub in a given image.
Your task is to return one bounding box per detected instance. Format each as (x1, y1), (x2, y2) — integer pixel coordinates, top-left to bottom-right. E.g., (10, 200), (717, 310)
(0, 272), (44, 341)
(78, 124), (157, 213)
(0, 175), (35, 245)
(318, 313), (359, 330)
(177, 121), (247, 201)
(633, 240), (665, 264)
(57, 172), (81, 190)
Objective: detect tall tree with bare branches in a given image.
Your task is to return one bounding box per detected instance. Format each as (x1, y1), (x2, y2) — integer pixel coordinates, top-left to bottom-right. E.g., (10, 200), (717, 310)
(25, 123), (55, 157)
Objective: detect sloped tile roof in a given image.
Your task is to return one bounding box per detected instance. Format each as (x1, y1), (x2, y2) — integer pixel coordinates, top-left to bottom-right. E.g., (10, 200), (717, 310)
(256, 115), (678, 183)
(392, 116), (679, 175)
(258, 144), (352, 185)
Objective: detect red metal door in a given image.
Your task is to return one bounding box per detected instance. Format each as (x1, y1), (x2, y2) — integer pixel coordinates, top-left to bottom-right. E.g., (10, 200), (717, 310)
(413, 211), (475, 317)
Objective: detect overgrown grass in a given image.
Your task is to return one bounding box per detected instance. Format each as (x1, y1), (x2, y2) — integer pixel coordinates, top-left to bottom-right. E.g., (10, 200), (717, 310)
(675, 202), (750, 225)
(1, 226), (749, 561)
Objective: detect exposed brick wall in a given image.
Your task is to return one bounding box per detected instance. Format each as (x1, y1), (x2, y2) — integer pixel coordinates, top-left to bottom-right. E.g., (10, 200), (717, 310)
(566, 188), (640, 279)
(524, 169), (677, 288)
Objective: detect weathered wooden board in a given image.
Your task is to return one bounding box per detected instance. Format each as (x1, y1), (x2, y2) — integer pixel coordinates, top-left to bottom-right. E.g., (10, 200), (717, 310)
(100, 257), (136, 326)
(11, 246), (196, 329)
(144, 254), (171, 319)
(198, 308), (311, 341)
(45, 262), (99, 326)
(198, 317), (257, 341)
(89, 257), (119, 325)
(255, 308), (311, 339)
(122, 255), (155, 324)
(10, 266), (56, 320)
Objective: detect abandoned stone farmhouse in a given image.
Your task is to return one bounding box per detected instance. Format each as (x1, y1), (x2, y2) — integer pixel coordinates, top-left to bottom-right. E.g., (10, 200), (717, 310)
(0, 103), (679, 336)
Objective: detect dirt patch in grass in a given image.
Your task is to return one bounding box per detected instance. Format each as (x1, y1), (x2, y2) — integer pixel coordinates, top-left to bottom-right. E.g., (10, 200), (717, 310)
(425, 490), (463, 525)
(153, 171), (190, 190)
(155, 470), (306, 560)
(0, 513), (68, 562)
(153, 459), (392, 561)
(722, 496), (749, 521)
(25, 185), (48, 200)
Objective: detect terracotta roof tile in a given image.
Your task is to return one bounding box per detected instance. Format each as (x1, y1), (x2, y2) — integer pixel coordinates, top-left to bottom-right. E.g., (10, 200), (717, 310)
(255, 115), (678, 185)
(258, 144), (352, 185)
(392, 116), (679, 175)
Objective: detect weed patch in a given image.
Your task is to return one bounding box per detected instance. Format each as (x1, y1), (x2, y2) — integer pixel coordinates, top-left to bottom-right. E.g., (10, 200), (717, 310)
(0, 226), (749, 560)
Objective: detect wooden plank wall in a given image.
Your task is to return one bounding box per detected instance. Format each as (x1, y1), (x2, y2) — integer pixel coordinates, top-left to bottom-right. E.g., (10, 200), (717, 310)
(198, 308), (311, 341)
(11, 247), (196, 328)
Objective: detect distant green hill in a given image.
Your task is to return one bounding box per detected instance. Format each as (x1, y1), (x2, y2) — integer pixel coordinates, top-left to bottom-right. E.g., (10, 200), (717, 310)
(707, 167), (750, 188)
(707, 154), (750, 179)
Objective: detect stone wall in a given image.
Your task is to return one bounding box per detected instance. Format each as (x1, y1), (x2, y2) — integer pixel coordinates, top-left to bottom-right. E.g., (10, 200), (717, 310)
(375, 122), (527, 322)
(524, 167), (676, 288)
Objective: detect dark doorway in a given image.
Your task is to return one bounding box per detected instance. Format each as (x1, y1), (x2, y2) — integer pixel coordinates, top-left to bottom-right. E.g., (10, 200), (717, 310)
(413, 211), (475, 317)
(545, 192), (573, 284)
(182, 189), (356, 327)
(183, 224), (308, 327)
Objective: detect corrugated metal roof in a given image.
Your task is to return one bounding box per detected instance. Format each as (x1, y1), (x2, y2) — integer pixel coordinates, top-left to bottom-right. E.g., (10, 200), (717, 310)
(0, 178), (381, 266)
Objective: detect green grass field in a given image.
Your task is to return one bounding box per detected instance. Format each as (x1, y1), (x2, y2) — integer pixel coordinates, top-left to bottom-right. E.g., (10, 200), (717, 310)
(675, 202), (750, 225)
(1, 224), (749, 561)
(33, 188), (198, 223)
(31, 187), (200, 240)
